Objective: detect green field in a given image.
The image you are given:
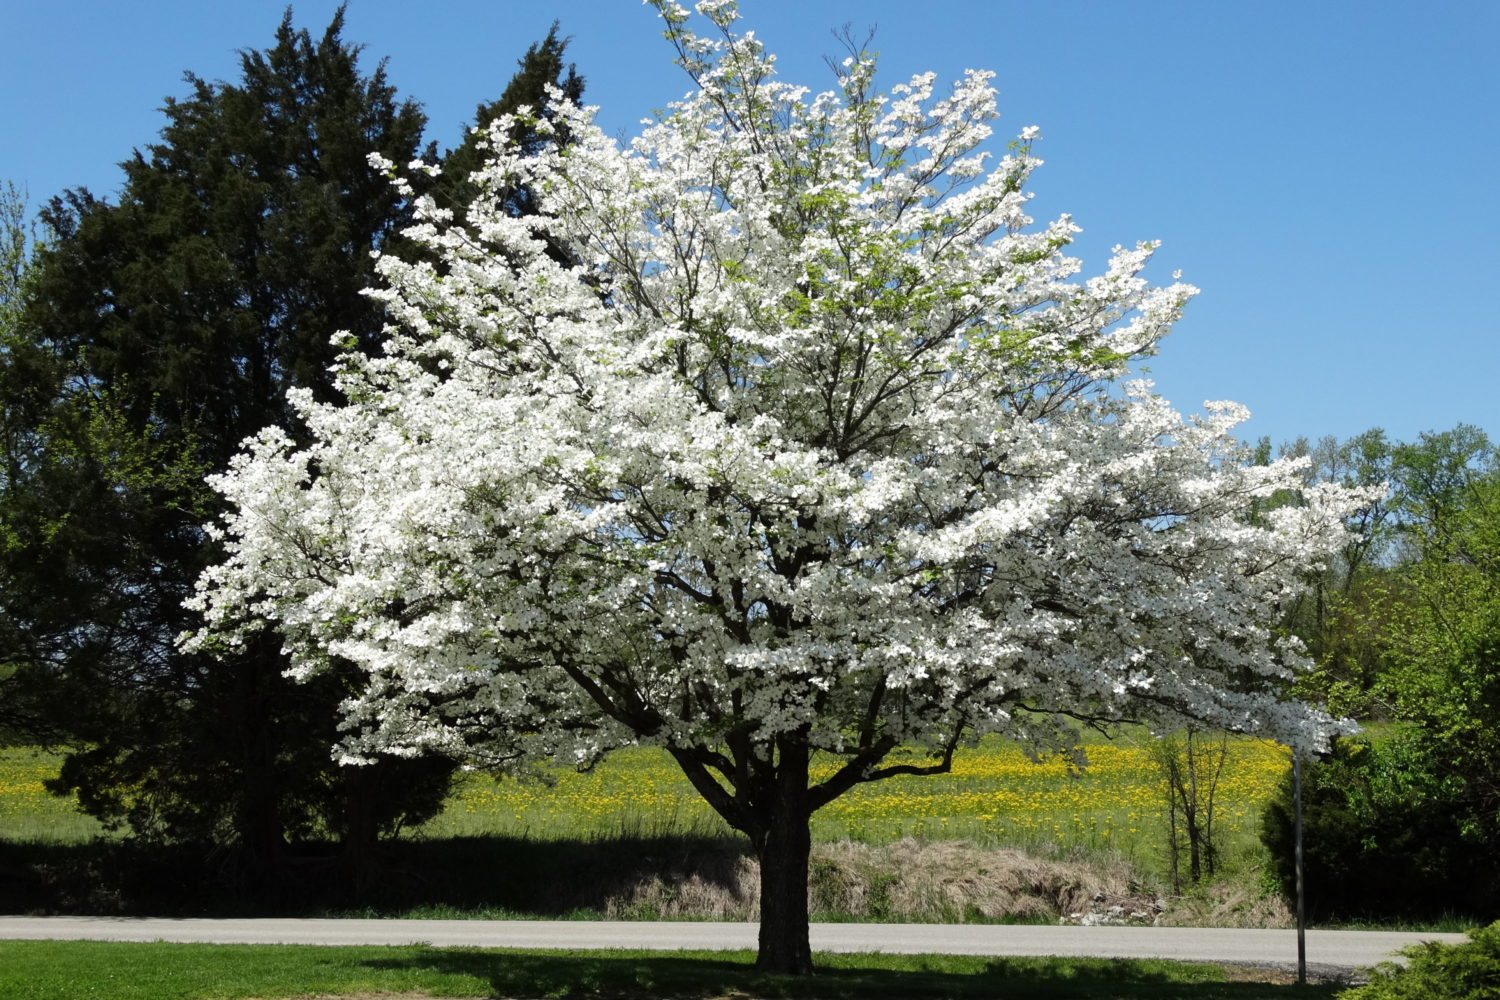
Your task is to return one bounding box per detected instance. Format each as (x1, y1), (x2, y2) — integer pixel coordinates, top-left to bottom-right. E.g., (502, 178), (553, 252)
(1, 735), (1290, 865)
(0, 738), (1306, 932)
(0, 747), (109, 843)
(414, 735), (1289, 865)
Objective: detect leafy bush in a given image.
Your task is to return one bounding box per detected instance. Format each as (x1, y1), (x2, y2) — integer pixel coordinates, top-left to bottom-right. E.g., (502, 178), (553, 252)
(1261, 731), (1500, 922)
(1339, 921), (1500, 1000)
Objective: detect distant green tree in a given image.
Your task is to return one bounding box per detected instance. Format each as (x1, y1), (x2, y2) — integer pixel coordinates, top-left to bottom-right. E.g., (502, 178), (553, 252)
(1377, 429), (1500, 843)
(0, 181), (27, 313)
(0, 180), (47, 743)
(1269, 430), (1399, 717)
(1262, 425), (1500, 921)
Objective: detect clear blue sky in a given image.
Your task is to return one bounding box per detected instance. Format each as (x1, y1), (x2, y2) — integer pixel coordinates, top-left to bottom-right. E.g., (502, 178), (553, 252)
(5, 1), (1496, 450)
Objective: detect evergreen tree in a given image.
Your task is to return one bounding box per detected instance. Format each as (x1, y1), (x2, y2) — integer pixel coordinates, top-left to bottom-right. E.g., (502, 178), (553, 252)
(1, 8), (585, 880)
(6, 7), (446, 870)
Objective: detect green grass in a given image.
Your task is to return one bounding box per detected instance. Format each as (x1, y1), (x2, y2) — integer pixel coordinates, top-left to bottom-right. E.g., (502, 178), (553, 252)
(0, 940), (1342, 999)
(1320, 915), (1484, 934)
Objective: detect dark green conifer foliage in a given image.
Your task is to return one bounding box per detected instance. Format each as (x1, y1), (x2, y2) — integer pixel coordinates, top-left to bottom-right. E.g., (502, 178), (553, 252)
(431, 22), (585, 225)
(4, 10), (587, 883)
(32, 7), (424, 449)
(1, 8), (457, 878)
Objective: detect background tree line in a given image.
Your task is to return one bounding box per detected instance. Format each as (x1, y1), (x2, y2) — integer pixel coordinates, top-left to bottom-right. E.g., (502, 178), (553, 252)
(0, 6), (582, 897)
(1257, 425), (1500, 920)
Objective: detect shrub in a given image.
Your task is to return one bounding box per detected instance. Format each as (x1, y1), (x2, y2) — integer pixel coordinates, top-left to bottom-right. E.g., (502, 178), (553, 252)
(1338, 921), (1500, 1000)
(1260, 731), (1500, 922)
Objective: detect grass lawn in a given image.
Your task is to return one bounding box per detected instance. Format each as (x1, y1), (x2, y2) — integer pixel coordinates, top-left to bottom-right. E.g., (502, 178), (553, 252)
(0, 940), (1343, 999)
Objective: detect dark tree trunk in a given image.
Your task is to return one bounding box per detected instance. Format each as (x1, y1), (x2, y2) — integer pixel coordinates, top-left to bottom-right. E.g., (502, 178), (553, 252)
(341, 764), (380, 905)
(235, 657), (288, 876)
(753, 736), (814, 975)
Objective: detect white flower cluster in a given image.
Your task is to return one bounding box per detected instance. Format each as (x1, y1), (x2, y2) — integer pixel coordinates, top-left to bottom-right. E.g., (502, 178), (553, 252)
(188, 2), (1368, 777)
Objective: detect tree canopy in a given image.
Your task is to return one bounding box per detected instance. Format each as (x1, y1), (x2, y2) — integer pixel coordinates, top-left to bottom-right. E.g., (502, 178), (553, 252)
(191, 0), (1369, 971)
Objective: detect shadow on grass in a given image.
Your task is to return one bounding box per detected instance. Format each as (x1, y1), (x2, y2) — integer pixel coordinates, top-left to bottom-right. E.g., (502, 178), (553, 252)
(362, 948), (1344, 999)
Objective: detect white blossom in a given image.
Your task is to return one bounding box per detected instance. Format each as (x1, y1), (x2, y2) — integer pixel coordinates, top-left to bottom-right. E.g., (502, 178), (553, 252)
(188, 2), (1369, 788)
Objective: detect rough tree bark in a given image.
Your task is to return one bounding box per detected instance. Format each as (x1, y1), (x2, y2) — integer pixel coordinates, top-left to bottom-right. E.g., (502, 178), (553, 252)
(749, 736), (814, 975)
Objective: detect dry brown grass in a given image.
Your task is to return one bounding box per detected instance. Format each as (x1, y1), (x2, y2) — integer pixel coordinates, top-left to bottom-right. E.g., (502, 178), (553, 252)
(810, 839), (1148, 921)
(594, 837), (1292, 927)
(1158, 873), (1294, 928)
(601, 850), (760, 919)
(596, 837), (1160, 923)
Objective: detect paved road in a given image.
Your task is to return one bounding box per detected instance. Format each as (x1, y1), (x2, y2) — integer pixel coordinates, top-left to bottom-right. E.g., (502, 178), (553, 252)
(0, 916), (1467, 974)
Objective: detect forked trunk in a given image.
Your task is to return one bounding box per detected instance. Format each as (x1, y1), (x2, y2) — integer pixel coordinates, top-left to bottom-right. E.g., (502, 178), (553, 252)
(753, 737), (814, 975)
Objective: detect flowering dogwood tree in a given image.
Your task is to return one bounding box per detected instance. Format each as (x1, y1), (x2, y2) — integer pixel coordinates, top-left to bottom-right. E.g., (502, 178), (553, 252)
(190, 1), (1367, 973)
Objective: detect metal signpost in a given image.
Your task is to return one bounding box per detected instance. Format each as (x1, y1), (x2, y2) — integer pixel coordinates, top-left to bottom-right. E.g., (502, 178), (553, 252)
(1294, 750), (1306, 985)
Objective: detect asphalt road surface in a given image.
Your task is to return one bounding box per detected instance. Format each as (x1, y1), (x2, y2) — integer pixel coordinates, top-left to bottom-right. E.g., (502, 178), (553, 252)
(0, 916), (1468, 976)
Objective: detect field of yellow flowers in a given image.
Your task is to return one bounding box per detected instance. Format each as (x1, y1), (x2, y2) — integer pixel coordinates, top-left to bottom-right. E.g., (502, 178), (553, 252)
(415, 734), (1290, 862)
(2, 735), (1291, 862)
